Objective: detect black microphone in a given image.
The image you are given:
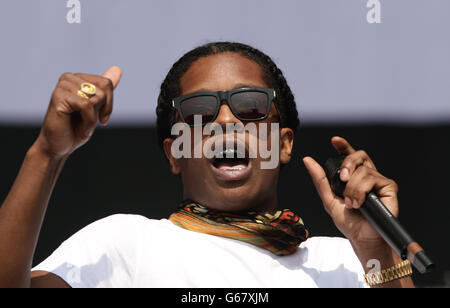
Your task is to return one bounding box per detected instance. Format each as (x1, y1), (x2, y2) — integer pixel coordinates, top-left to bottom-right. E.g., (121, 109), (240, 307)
(324, 155), (434, 274)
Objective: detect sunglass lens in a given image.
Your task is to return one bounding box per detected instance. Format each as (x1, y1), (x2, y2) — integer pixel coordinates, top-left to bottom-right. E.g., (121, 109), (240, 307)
(230, 91), (269, 120)
(180, 95), (218, 126)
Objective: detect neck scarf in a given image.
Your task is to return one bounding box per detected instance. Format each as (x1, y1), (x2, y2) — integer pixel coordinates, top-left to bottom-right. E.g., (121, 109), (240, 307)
(169, 200), (308, 256)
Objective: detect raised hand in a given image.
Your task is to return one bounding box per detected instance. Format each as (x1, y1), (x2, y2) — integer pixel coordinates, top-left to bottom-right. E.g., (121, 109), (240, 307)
(34, 66), (123, 159)
(303, 136), (399, 245)
(303, 137), (415, 287)
(0, 66), (122, 287)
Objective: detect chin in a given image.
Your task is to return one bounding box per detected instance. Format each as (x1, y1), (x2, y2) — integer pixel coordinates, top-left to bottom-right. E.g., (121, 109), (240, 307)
(203, 184), (267, 213)
(180, 145), (278, 212)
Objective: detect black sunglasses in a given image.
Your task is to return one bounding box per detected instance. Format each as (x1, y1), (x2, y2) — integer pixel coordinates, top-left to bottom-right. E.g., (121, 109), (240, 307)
(172, 87), (276, 127)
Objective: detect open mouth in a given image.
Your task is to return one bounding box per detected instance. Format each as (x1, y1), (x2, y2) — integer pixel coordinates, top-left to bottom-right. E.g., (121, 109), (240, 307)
(213, 148), (249, 171)
(210, 147), (252, 181)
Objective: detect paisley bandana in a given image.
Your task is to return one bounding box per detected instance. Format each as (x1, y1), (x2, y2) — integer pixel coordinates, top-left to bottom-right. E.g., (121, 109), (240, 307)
(169, 200), (308, 256)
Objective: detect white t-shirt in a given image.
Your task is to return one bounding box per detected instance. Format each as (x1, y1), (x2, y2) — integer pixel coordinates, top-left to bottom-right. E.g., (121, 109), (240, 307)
(32, 214), (367, 288)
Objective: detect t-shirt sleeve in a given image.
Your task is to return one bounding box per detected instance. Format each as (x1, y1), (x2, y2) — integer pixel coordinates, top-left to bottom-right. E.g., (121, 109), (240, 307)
(32, 214), (141, 288)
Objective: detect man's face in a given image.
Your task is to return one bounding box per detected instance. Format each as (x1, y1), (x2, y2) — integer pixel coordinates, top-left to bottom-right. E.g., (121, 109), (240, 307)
(164, 52), (294, 212)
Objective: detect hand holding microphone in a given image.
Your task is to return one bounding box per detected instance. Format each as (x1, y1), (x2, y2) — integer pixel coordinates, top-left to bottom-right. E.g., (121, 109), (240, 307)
(303, 137), (433, 275)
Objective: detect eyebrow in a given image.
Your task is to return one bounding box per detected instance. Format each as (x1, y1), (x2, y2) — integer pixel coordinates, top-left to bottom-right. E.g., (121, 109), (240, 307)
(187, 83), (263, 95)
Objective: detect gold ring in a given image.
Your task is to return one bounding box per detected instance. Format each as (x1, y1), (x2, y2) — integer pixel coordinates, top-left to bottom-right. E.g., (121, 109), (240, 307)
(77, 90), (89, 99)
(77, 82), (96, 99)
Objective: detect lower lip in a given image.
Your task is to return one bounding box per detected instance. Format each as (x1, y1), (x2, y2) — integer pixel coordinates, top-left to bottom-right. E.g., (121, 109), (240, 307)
(211, 161), (252, 182)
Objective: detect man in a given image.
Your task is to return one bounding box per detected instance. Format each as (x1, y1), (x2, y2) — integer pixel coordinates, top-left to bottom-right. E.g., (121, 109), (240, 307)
(0, 42), (413, 288)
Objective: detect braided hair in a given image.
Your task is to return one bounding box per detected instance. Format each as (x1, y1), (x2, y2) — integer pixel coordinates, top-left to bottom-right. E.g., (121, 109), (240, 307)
(156, 42), (299, 148)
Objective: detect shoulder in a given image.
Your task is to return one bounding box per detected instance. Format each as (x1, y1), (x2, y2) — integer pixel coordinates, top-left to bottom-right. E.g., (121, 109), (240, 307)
(73, 214), (164, 237)
(32, 214), (172, 288)
(71, 214), (181, 248)
(37, 213), (169, 266)
(82, 213), (153, 228)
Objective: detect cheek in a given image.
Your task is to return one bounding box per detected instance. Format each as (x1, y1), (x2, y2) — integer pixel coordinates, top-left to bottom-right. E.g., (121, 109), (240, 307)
(256, 168), (280, 193)
(256, 123), (280, 153)
(179, 157), (204, 172)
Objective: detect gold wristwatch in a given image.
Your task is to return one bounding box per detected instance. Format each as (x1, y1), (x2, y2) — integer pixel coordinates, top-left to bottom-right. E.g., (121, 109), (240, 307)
(364, 260), (413, 287)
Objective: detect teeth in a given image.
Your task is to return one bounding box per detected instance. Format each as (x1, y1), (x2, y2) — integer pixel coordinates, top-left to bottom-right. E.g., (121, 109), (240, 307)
(223, 168), (243, 171)
(217, 148), (246, 159)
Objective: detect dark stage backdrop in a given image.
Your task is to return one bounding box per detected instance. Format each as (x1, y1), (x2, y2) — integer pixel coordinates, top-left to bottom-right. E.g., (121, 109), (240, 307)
(1, 124), (448, 287)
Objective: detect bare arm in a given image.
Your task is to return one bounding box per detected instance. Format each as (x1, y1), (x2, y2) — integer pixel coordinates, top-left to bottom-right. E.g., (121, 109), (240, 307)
(0, 67), (122, 288)
(0, 140), (68, 287)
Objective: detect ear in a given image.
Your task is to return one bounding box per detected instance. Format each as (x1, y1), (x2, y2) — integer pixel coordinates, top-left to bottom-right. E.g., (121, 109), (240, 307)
(280, 128), (294, 164)
(163, 138), (181, 175)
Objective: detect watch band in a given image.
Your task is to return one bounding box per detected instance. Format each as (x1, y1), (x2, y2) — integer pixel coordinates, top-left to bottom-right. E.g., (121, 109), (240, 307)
(364, 260), (413, 287)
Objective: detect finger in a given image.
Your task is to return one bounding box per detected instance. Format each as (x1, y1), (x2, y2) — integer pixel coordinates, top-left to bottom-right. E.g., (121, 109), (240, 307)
(343, 166), (395, 209)
(74, 73), (113, 124)
(63, 73), (108, 121)
(59, 78), (107, 111)
(100, 66), (123, 123)
(74, 66), (122, 90)
(339, 150), (377, 182)
(303, 156), (337, 213)
(58, 79), (79, 94)
(331, 136), (356, 155)
(102, 66), (122, 89)
(77, 98), (98, 138)
(55, 88), (97, 137)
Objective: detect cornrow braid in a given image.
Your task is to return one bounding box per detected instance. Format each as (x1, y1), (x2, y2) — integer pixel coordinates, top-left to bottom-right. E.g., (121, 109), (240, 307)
(156, 42), (300, 148)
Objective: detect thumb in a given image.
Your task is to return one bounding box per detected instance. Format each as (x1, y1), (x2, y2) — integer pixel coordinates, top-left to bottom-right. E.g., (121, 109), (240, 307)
(102, 66), (123, 89)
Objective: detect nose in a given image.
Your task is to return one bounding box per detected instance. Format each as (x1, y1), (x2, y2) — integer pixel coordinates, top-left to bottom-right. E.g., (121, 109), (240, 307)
(213, 100), (242, 128)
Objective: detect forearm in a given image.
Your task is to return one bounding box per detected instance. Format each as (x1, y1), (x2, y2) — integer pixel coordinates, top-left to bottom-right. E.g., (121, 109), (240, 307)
(0, 141), (68, 287)
(351, 240), (415, 288)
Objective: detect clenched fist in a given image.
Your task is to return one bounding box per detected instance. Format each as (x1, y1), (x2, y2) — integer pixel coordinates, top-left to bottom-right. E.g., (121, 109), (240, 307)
(34, 66), (122, 159)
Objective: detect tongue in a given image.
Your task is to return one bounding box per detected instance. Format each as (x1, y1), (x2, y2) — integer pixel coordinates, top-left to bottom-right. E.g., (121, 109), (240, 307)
(215, 160), (247, 170)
